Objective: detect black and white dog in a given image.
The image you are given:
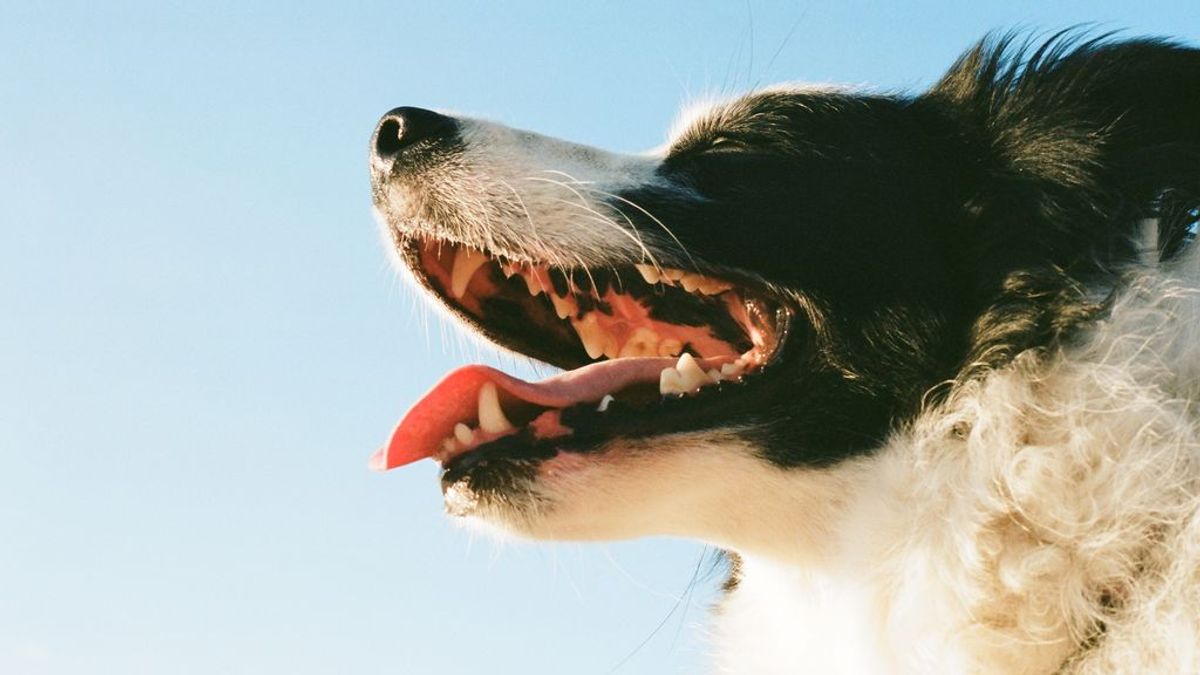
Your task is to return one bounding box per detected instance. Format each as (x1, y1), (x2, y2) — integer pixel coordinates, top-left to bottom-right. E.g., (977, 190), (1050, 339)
(369, 33), (1200, 673)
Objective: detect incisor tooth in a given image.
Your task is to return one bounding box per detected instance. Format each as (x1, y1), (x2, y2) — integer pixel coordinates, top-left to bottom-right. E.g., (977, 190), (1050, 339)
(450, 248), (489, 298)
(454, 423), (474, 446)
(477, 382), (514, 434)
(708, 368), (723, 382)
(634, 264), (661, 284)
(663, 268), (686, 282)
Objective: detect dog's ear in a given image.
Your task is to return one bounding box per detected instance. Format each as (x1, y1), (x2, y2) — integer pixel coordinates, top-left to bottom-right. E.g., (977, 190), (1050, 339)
(922, 33), (1200, 368)
(929, 33), (1200, 277)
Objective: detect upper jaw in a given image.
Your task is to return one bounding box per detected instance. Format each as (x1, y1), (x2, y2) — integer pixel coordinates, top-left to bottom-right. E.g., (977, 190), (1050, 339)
(370, 111), (681, 267)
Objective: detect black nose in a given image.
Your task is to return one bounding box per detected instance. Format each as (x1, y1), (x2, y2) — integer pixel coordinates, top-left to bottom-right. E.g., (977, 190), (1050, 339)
(373, 107), (458, 159)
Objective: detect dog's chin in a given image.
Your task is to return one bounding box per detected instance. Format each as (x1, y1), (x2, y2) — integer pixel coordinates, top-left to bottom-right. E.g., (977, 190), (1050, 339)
(438, 430), (858, 560)
(439, 436), (681, 541)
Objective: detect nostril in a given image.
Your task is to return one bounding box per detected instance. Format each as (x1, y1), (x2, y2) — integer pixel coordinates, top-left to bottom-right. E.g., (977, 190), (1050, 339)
(373, 107), (458, 160)
(375, 117), (404, 157)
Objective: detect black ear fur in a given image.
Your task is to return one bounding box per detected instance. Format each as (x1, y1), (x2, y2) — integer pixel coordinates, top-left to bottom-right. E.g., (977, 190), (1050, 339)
(923, 32), (1200, 369)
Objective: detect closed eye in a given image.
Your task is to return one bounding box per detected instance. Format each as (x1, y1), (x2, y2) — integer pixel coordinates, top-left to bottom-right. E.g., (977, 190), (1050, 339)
(706, 135), (744, 152)
(668, 134), (747, 160)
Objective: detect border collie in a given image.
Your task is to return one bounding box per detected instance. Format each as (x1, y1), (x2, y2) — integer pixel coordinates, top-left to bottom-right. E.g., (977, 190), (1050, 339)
(368, 33), (1200, 673)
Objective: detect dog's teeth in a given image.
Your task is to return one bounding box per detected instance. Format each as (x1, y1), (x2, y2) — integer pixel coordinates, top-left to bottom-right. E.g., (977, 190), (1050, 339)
(439, 438), (457, 458)
(519, 269), (542, 296)
(707, 368), (723, 382)
(698, 278), (733, 295)
(477, 382), (514, 434)
(500, 263), (519, 278)
(675, 353), (710, 390)
(662, 268), (686, 282)
(677, 272), (732, 295)
(450, 248), (489, 298)
(601, 333), (621, 359)
(720, 361), (745, 378)
(659, 367), (687, 395)
(657, 339), (683, 357)
(572, 314), (607, 360)
(453, 422), (474, 446)
(634, 264), (661, 284)
(679, 273), (704, 293)
(597, 394), (615, 412)
(618, 327), (659, 358)
(550, 293), (577, 319)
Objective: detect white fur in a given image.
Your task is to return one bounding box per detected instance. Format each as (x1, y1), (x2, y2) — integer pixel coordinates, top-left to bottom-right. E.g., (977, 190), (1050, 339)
(712, 246), (1200, 673)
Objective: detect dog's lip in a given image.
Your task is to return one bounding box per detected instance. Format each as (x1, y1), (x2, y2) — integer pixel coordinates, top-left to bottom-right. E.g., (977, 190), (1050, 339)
(369, 355), (737, 471)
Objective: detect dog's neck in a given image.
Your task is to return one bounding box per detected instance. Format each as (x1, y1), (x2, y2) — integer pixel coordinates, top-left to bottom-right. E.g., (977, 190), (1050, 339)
(707, 256), (1200, 672)
(708, 443), (1085, 675)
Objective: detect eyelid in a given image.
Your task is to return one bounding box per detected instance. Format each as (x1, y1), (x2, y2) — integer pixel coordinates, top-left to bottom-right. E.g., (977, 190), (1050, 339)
(667, 134), (742, 160)
(707, 135), (744, 152)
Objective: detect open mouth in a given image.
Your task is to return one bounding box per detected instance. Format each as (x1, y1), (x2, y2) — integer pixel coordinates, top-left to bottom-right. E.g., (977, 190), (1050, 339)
(370, 239), (792, 475)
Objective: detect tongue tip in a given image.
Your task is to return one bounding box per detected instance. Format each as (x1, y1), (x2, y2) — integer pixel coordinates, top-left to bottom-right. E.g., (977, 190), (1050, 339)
(367, 446), (392, 472)
(370, 424), (433, 473)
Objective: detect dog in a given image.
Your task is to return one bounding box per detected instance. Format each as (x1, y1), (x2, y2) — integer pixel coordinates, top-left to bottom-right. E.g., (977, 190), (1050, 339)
(368, 32), (1200, 673)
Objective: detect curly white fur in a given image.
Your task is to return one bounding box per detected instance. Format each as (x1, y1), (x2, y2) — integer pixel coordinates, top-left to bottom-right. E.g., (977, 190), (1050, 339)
(714, 245), (1200, 674)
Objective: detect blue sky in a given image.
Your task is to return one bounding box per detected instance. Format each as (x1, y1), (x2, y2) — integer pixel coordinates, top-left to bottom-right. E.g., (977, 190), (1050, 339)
(2, 2), (1196, 674)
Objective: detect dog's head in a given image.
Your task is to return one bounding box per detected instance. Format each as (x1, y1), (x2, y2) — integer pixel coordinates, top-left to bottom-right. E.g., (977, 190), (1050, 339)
(368, 35), (1199, 555)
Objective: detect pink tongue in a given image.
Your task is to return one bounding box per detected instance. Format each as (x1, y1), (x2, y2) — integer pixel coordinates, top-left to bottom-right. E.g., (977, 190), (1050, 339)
(370, 357), (683, 471)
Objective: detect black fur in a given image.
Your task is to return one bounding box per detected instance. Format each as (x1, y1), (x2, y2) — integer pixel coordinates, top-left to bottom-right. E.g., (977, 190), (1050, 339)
(601, 32), (1200, 468)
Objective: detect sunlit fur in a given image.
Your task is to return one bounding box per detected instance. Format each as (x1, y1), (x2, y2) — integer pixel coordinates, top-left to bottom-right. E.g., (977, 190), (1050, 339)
(370, 32), (1200, 674)
(714, 243), (1200, 673)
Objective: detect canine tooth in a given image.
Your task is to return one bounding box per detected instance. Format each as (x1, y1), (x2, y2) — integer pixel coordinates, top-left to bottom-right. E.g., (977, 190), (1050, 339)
(477, 382), (514, 434)
(618, 327), (659, 358)
(675, 353), (710, 390)
(450, 248), (489, 298)
(634, 264), (661, 284)
(657, 339), (683, 357)
(659, 368), (687, 395)
(550, 293), (577, 319)
(453, 423), (474, 446)
(572, 315), (607, 360)
(597, 394), (615, 412)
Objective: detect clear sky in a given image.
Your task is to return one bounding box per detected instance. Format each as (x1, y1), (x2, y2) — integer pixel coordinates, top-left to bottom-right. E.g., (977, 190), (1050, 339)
(2, 2), (1196, 674)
